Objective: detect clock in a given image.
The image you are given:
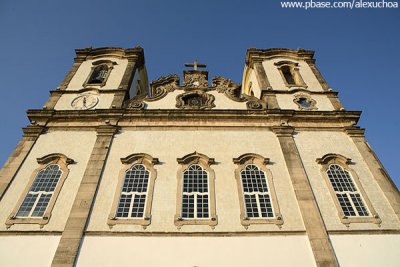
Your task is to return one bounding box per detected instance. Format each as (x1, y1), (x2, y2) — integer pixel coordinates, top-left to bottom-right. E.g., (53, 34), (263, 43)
(71, 94), (99, 110)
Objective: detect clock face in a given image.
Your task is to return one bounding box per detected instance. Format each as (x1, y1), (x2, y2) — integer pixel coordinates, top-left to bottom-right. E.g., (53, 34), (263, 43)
(71, 94), (99, 110)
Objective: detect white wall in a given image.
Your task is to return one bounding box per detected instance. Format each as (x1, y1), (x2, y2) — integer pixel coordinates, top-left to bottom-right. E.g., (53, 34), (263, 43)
(77, 235), (316, 267)
(67, 57), (128, 90)
(54, 92), (114, 110)
(0, 130), (97, 231)
(145, 90), (248, 110)
(293, 131), (400, 231)
(330, 234), (400, 267)
(0, 235), (60, 267)
(276, 94), (334, 110)
(262, 58), (324, 91)
(88, 129), (304, 233)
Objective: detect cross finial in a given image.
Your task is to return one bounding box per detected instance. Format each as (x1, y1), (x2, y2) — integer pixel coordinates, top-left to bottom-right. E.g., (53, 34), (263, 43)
(184, 59), (207, 71)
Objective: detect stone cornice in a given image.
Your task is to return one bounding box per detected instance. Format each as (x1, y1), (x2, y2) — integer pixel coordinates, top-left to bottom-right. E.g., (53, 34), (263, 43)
(74, 46), (145, 63)
(26, 109), (361, 129)
(344, 126), (366, 137)
(246, 48), (315, 67)
(262, 89), (339, 96)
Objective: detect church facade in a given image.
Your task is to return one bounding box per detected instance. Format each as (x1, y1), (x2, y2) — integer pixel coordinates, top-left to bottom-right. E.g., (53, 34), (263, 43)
(0, 47), (399, 267)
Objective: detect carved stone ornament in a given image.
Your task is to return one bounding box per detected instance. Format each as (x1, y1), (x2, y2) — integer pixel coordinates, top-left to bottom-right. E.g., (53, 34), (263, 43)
(126, 98), (146, 110)
(176, 90), (216, 109)
(146, 74), (179, 102)
(293, 94), (317, 110)
(246, 96), (266, 110)
(212, 76), (247, 102)
(183, 72), (208, 88)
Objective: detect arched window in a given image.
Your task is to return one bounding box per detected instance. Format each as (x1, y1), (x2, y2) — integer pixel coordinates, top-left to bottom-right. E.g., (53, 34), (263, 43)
(16, 164), (62, 218)
(87, 65), (109, 84)
(275, 61), (307, 88)
(233, 154), (282, 227)
(116, 164), (150, 218)
(83, 60), (116, 87)
(108, 153), (159, 227)
(240, 164), (273, 218)
(175, 152), (217, 227)
(182, 164), (209, 219)
(281, 65), (295, 85)
(317, 154), (381, 225)
(6, 153), (74, 227)
(326, 164), (369, 217)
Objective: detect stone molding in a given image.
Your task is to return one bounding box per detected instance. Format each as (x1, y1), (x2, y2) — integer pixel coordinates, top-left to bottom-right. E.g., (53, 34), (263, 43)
(6, 153), (74, 228)
(176, 90), (216, 110)
(293, 93), (318, 110)
(275, 61), (308, 89)
(108, 153), (159, 228)
(246, 48), (315, 68)
(211, 76), (247, 102)
(74, 46), (145, 62)
(232, 153), (283, 227)
(125, 73), (260, 110)
(174, 152), (218, 228)
(82, 60), (117, 88)
(148, 74), (179, 101)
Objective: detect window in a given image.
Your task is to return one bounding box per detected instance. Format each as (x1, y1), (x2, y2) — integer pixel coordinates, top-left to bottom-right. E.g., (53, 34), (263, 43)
(275, 61), (307, 88)
(317, 154), (381, 225)
(16, 164), (62, 218)
(108, 153), (159, 227)
(182, 164), (209, 219)
(88, 65), (109, 84)
(233, 153), (283, 227)
(293, 93), (317, 110)
(83, 60), (116, 87)
(175, 152), (217, 227)
(6, 153), (74, 227)
(327, 164), (369, 216)
(281, 66), (295, 85)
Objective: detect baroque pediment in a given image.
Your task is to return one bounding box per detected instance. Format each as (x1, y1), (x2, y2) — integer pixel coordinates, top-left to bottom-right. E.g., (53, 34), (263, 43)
(125, 69), (262, 110)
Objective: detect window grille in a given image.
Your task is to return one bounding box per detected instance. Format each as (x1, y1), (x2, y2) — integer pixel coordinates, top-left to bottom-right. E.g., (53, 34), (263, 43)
(16, 164), (62, 218)
(116, 164), (149, 218)
(181, 164), (209, 219)
(240, 164), (274, 218)
(327, 164), (369, 217)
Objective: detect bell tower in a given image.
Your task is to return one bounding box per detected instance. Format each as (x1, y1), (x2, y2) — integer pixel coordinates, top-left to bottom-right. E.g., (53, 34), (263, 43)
(43, 47), (148, 111)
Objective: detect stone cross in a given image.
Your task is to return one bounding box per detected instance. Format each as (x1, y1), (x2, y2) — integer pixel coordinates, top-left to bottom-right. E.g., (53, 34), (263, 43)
(184, 59), (207, 71)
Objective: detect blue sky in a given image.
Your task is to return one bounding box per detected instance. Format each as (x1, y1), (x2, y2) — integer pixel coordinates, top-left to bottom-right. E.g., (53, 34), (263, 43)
(0, 0), (399, 187)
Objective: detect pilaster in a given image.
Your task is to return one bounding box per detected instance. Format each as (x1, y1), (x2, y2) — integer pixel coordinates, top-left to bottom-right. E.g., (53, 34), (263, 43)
(327, 94), (344, 110)
(305, 59), (329, 91)
(44, 58), (85, 109)
(253, 61), (280, 109)
(272, 126), (339, 267)
(0, 125), (45, 200)
(112, 60), (137, 108)
(345, 126), (400, 221)
(51, 125), (117, 267)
